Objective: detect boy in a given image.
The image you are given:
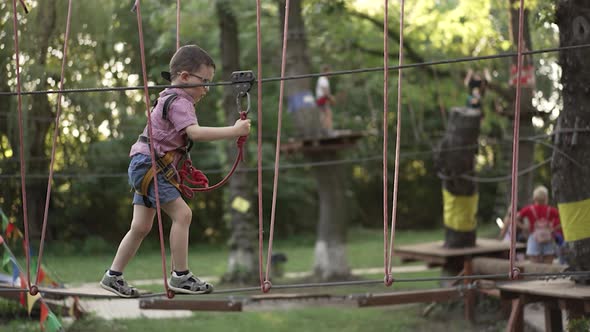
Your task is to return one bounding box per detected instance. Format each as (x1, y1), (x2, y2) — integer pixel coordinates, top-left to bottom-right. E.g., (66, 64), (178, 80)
(100, 45), (251, 297)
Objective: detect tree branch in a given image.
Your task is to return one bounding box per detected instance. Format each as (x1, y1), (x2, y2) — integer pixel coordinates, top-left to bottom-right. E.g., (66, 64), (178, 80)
(347, 9), (449, 77)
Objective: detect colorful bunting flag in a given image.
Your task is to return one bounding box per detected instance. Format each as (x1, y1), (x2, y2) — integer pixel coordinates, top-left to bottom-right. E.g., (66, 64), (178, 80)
(0, 209), (8, 232)
(19, 272), (26, 307)
(37, 266), (46, 284)
(5, 223), (15, 239)
(1, 250), (10, 273)
(44, 312), (63, 332)
(27, 292), (41, 315)
(1, 208), (63, 330)
(11, 258), (19, 284)
(40, 302), (49, 330)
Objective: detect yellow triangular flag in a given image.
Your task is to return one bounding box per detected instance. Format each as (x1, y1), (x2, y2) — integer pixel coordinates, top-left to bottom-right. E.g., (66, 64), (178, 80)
(26, 292), (41, 315)
(231, 196), (251, 214)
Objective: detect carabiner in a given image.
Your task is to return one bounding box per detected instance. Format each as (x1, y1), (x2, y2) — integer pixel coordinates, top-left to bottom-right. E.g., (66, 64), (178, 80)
(236, 91), (251, 115)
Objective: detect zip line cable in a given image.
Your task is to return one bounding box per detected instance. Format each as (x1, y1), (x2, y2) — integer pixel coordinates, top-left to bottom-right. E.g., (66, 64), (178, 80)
(2, 43), (590, 97)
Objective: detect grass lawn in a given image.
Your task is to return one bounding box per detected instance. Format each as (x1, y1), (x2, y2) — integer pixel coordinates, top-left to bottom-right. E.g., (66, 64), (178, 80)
(40, 224), (498, 284)
(1, 224), (506, 331)
(0, 302), (505, 332)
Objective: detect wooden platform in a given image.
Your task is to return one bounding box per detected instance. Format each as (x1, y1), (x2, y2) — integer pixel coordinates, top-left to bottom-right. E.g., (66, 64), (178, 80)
(138, 288), (464, 312)
(498, 279), (590, 303)
(280, 130), (365, 154)
(498, 280), (590, 332)
(395, 238), (526, 266)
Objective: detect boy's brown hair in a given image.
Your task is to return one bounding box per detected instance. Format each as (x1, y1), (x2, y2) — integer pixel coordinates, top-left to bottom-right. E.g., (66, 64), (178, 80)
(163, 45), (216, 82)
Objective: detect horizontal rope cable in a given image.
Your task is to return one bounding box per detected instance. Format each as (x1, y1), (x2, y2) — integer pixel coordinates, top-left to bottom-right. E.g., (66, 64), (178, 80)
(0, 145), (561, 181)
(2, 270), (588, 298)
(0, 127), (582, 168)
(438, 157), (552, 183)
(1, 43), (590, 97)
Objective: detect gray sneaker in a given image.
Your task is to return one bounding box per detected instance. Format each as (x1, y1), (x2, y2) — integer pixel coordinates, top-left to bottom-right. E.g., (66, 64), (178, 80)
(100, 273), (140, 298)
(168, 272), (213, 295)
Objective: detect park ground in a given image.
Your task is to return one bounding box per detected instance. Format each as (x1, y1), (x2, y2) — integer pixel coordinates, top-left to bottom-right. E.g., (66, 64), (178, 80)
(0, 224), (518, 332)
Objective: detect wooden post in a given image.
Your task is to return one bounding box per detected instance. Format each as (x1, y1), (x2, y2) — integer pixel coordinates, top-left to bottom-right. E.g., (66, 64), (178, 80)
(506, 297), (524, 332)
(463, 258), (474, 323)
(435, 107), (481, 249)
(544, 304), (563, 332)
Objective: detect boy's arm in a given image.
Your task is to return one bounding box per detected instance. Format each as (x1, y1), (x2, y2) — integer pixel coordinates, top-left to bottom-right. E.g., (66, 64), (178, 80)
(186, 119), (250, 142)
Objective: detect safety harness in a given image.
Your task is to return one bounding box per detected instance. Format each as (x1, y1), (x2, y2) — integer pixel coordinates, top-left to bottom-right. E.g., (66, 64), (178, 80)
(136, 71), (255, 207)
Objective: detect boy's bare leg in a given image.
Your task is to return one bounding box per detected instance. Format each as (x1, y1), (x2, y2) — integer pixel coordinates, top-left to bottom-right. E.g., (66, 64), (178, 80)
(110, 204), (156, 272)
(162, 197), (192, 272)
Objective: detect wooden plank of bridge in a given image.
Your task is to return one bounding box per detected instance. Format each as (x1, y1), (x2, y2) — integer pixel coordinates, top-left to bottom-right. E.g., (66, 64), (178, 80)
(357, 288), (461, 307)
(139, 298), (243, 312)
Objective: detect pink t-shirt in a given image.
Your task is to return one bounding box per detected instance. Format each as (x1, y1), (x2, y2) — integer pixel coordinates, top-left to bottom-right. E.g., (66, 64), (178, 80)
(129, 88), (198, 165)
(517, 204), (561, 235)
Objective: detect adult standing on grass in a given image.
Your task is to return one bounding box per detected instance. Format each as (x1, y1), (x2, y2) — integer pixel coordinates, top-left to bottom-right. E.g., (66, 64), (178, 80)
(100, 45), (251, 297)
(515, 186), (562, 264)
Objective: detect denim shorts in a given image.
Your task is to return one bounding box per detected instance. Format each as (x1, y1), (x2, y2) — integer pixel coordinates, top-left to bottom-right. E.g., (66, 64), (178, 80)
(129, 154), (181, 207)
(526, 234), (556, 256)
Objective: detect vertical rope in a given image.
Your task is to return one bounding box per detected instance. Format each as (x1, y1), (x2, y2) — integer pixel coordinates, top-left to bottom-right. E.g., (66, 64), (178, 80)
(382, 0), (391, 285)
(176, 0), (180, 50)
(255, 0), (265, 290)
(508, 0), (526, 280)
(11, 0), (32, 292)
(133, 0), (171, 297)
(386, 0), (405, 283)
(34, 0), (73, 289)
(263, 0), (291, 292)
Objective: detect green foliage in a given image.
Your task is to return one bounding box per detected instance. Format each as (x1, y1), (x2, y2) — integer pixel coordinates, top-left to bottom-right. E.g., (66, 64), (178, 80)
(568, 317), (590, 332)
(0, 0), (562, 247)
(0, 298), (28, 323)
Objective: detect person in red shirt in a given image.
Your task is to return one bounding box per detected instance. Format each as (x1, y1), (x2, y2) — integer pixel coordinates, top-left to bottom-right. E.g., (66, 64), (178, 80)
(515, 186), (561, 264)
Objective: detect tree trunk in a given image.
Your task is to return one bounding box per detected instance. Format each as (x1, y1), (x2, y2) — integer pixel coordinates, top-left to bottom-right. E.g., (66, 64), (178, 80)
(554, 0), (590, 285)
(435, 107), (481, 248)
(311, 153), (350, 280)
(279, 0), (351, 280)
(217, 0), (257, 285)
(279, 0), (322, 139)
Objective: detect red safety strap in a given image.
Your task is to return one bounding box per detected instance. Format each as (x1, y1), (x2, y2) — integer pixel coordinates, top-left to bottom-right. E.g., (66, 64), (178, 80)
(508, 0), (526, 281)
(11, 0), (32, 293)
(382, 0), (390, 286)
(176, 111), (249, 197)
(255, 0), (264, 291)
(176, 0), (181, 51)
(32, 0), (73, 294)
(384, 0), (406, 287)
(133, 0), (173, 298)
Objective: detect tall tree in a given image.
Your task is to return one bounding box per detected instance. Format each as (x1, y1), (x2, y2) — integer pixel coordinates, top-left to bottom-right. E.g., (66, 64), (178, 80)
(278, 0), (351, 280)
(554, 0), (590, 285)
(217, 0), (258, 284)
